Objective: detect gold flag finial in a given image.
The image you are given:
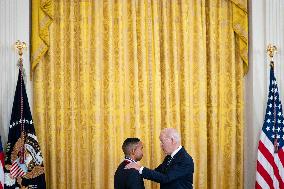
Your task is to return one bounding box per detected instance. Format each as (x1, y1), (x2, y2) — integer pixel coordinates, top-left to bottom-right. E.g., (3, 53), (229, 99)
(14, 40), (27, 80)
(266, 44), (277, 61)
(14, 40), (27, 57)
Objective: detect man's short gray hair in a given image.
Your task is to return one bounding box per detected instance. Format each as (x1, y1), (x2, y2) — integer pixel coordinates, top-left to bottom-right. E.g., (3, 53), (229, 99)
(163, 128), (181, 142)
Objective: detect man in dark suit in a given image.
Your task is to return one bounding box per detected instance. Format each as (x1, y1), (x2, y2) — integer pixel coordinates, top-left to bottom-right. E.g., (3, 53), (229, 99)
(125, 128), (194, 189)
(114, 138), (145, 189)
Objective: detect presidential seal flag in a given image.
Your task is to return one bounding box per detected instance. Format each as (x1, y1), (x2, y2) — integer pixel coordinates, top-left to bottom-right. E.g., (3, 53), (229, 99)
(4, 64), (46, 188)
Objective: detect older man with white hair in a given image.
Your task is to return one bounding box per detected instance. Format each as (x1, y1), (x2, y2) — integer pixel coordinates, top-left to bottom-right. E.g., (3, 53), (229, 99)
(125, 128), (194, 189)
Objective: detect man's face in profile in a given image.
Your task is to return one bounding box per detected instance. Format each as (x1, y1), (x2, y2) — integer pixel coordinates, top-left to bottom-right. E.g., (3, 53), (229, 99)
(133, 141), (144, 161)
(159, 132), (175, 155)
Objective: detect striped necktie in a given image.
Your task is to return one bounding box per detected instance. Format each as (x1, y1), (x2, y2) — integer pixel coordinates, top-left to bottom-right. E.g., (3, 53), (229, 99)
(166, 156), (173, 166)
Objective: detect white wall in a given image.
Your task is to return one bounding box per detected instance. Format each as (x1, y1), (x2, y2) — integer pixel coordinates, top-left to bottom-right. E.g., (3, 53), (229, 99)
(245, 0), (284, 188)
(0, 0), (31, 146)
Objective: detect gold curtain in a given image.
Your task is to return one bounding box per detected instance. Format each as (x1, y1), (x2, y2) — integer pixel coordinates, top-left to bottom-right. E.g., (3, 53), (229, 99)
(32, 0), (247, 188)
(230, 0), (248, 73)
(31, 0), (53, 71)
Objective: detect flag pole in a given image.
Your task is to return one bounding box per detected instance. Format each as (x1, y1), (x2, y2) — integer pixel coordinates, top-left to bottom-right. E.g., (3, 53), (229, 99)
(14, 40), (27, 68)
(14, 40), (27, 59)
(266, 44), (277, 65)
(266, 44), (279, 153)
(4, 40), (46, 187)
(14, 40), (27, 164)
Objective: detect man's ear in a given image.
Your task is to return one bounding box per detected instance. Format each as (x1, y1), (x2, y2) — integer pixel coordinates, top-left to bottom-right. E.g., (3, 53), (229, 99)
(171, 137), (175, 144)
(131, 148), (135, 155)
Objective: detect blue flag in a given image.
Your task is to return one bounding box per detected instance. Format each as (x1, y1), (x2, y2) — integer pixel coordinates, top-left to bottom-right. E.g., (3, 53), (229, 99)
(4, 67), (46, 188)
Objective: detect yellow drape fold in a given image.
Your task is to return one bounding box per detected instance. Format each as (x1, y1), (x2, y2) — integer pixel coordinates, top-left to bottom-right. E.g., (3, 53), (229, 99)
(231, 0), (248, 73)
(32, 1), (247, 188)
(31, 0), (53, 71)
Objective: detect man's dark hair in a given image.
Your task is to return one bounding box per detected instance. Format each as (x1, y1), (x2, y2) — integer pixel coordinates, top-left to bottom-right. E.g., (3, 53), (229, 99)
(122, 138), (140, 156)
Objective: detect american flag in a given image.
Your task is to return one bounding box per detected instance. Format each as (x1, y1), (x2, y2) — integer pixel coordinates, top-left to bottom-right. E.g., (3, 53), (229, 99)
(256, 63), (284, 188)
(0, 137), (4, 189)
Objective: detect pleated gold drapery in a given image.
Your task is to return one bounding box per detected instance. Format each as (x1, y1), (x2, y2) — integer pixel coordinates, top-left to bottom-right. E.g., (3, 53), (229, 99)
(31, 0), (53, 72)
(31, 0), (247, 188)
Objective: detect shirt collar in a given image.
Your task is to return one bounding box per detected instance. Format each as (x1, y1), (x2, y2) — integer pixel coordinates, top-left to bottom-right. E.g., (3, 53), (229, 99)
(171, 145), (182, 158)
(124, 157), (136, 163)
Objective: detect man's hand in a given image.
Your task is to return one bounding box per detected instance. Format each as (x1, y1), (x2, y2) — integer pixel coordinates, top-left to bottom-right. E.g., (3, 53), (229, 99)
(124, 162), (141, 171)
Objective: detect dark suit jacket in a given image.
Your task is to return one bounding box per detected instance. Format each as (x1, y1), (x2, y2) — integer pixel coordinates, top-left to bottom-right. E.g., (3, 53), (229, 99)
(142, 147), (194, 189)
(114, 160), (145, 189)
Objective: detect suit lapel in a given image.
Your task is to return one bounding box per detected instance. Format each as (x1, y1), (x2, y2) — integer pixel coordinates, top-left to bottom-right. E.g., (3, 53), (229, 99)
(167, 147), (185, 167)
(161, 148), (185, 172)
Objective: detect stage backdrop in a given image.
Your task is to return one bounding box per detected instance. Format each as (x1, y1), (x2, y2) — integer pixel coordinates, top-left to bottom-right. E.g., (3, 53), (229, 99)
(31, 0), (247, 188)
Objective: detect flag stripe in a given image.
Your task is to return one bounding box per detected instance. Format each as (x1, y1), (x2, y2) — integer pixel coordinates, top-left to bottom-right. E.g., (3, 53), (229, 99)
(278, 149), (284, 169)
(258, 140), (284, 187)
(260, 134), (284, 183)
(256, 172), (271, 189)
(274, 153), (284, 183)
(255, 182), (261, 189)
(11, 161), (26, 178)
(0, 152), (3, 189)
(12, 168), (24, 176)
(0, 136), (5, 189)
(257, 150), (277, 187)
(256, 160), (274, 188)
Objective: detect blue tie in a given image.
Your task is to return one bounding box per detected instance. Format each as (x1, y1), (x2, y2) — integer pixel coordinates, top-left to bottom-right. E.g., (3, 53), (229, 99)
(166, 156), (173, 166)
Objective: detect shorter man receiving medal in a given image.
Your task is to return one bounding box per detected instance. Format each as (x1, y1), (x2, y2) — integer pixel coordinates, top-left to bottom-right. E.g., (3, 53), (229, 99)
(114, 138), (145, 189)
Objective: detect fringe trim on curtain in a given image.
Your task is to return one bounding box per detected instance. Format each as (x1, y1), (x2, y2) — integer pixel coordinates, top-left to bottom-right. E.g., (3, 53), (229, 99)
(231, 0), (248, 74)
(31, 0), (53, 72)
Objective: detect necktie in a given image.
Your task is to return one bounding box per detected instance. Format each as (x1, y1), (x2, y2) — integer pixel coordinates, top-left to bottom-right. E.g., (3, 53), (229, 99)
(166, 156), (173, 166)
